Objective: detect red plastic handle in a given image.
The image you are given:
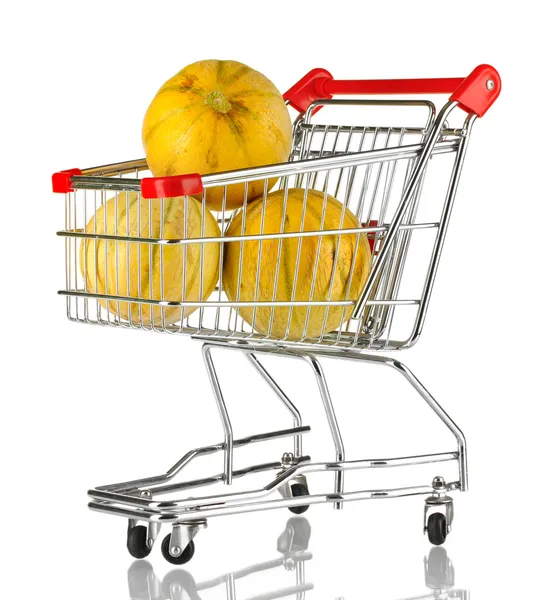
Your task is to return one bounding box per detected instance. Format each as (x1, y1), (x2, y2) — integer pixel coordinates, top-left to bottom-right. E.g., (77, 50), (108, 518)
(141, 173), (203, 198)
(52, 168), (82, 193)
(284, 64), (501, 117)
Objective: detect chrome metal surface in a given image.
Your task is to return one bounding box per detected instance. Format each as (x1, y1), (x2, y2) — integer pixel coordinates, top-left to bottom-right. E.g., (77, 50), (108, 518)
(170, 521), (206, 556)
(58, 93), (473, 545)
(432, 476), (447, 492)
(351, 101), (457, 321)
(80, 158), (148, 177)
(87, 341), (466, 533)
(99, 425), (310, 495)
(58, 97), (477, 351)
(305, 354), (345, 509)
(279, 474), (309, 500)
(147, 522), (160, 549)
(90, 450), (457, 510)
(247, 353), (303, 458)
(281, 452), (297, 467)
(203, 345), (234, 484)
(89, 482), (458, 522)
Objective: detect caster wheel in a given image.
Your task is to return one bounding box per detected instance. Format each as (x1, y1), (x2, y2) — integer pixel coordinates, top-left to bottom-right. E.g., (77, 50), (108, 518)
(288, 483), (310, 515)
(127, 525), (152, 559)
(161, 534), (195, 565)
(427, 513), (447, 546)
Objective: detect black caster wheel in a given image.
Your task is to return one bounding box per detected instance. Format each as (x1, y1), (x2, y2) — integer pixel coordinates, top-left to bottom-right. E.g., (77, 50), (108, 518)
(161, 534), (195, 565)
(427, 513), (447, 546)
(288, 483), (310, 515)
(127, 525), (152, 559)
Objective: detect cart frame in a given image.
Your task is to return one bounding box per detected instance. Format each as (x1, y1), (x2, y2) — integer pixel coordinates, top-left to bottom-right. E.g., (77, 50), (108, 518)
(54, 64), (500, 562)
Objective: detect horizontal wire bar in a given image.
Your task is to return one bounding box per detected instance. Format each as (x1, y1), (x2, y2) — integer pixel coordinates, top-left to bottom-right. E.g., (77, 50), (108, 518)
(56, 222), (438, 245)
(201, 141), (459, 185)
(64, 315), (410, 349)
(128, 461), (285, 497)
(63, 100), (456, 178)
(88, 481), (461, 521)
(192, 331), (407, 349)
(68, 140), (459, 192)
(99, 426), (311, 493)
(64, 313), (411, 349)
(298, 124), (463, 136)
(58, 290), (420, 308)
(80, 158), (148, 176)
(89, 452), (458, 509)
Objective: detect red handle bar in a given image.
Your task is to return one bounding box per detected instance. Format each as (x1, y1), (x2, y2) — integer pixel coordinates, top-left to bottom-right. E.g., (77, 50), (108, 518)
(284, 64), (501, 118)
(52, 66), (501, 197)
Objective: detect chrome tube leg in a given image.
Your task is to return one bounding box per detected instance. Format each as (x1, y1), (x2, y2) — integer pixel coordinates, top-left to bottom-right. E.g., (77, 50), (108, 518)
(304, 354), (346, 509)
(202, 344), (234, 485)
(387, 359), (468, 492)
(356, 354), (468, 491)
(247, 353), (303, 457)
(147, 522), (161, 549)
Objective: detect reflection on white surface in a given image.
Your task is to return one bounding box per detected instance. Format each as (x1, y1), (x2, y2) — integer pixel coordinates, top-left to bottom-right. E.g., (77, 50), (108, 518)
(127, 518), (469, 599)
(128, 517), (313, 600)
(417, 548), (469, 600)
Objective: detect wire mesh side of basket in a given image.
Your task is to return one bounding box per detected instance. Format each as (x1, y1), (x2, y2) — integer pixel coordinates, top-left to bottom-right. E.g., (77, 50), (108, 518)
(58, 99), (472, 351)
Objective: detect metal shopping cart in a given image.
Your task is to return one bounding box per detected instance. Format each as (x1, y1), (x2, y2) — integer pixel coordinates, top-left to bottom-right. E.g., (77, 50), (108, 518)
(54, 64), (501, 563)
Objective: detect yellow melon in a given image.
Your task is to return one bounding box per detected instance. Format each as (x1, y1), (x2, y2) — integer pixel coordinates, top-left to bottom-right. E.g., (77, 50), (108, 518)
(222, 188), (371, 339)
(80, 192), (220, 327)
(142, 59), (293, 211)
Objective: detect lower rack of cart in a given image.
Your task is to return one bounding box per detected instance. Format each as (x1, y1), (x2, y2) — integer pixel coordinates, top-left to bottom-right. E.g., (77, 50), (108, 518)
(88, 343), (466, 564)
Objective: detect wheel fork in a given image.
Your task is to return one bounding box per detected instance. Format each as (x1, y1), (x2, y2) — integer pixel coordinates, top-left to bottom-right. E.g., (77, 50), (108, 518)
(424, 476), (454, 534)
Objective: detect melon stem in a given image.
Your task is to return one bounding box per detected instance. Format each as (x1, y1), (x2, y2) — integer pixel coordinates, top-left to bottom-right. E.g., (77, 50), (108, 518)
(205, 91), (231, 113)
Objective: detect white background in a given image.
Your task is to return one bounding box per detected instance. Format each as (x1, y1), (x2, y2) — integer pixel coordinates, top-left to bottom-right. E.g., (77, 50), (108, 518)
(2, 1), (551, 598)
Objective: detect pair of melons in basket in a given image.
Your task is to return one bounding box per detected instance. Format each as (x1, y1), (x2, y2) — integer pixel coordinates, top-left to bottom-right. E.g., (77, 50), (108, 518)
(80, 60), (371, 339)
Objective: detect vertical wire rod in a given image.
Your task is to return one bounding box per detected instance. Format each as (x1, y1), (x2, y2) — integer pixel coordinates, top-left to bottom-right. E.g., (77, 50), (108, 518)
(246, 353), (303, 457)
(389, 358), (468, 492)
(352, 101), (458, 320)
(341, 352), (468, 492)
(407, 113), (478, 348)
(202, 345), (234, 484)
(304, 354), (346, 509)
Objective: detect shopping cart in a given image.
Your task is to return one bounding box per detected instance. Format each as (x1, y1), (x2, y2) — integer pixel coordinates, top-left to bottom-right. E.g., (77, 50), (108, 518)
(54, 64), (501, 563)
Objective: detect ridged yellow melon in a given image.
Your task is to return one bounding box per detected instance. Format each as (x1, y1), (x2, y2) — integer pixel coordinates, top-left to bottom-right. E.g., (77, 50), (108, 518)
(222, 188), (371, 339)
(142, 59), (293, 211)
(80, 192), (220, 327)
